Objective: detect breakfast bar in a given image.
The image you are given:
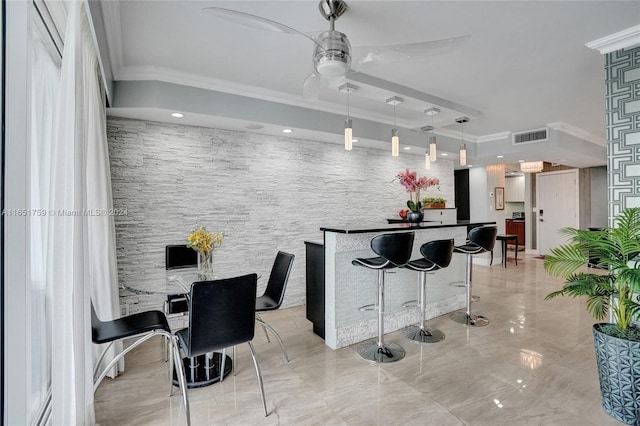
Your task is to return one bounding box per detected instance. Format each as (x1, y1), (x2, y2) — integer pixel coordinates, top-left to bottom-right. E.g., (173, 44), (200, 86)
(306, 220), (495, 349)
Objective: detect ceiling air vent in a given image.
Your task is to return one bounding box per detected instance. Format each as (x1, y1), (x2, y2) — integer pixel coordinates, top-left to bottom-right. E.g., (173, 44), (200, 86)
(512, 128), (548, 145)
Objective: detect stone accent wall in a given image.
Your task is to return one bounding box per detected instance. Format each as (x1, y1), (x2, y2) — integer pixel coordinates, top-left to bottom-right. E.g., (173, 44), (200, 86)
(606, 46), (640, 222)
(107, 117), (455, 314)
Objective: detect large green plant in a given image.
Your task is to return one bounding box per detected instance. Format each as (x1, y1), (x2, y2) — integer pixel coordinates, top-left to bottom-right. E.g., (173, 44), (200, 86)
(544, 207), (640, 333)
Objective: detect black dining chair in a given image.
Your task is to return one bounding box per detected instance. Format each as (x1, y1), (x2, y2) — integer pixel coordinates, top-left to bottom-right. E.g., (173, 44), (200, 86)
(175, 274), (268, 417)
(255, 251), (295, 362)
(164, 245), (196, 316)
(91, 303), (191, 425)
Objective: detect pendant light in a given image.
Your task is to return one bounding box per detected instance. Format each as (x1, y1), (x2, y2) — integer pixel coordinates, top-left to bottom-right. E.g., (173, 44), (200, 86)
(386, 96), (404, 157)
(420, 125), (433, 170)
(424, 107), (440, 161)
(456, 117), (469, 166)
(339, 83), (358, 151)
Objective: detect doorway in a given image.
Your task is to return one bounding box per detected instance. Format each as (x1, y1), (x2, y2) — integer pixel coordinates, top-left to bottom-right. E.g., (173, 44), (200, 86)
(536, 169), (579, 255)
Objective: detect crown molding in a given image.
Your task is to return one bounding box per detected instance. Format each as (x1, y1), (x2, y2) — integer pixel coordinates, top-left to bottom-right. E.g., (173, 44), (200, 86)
(586, 25), (640, 54)
(547, 122), (606, 146)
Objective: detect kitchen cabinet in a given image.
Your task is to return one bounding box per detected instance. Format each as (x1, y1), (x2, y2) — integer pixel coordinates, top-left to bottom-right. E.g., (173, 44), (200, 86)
(505, 219), (525, 247)
(505, 176), (525, 202)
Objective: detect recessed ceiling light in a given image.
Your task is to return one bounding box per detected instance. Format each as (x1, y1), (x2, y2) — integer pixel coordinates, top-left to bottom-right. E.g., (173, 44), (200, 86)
(282, 128), (293, 133)
(351, 139), (358, 143)
(518, 159), (525, 163)
(497, 155), (504, 158)
(171, 112), (184, 118)
(403, 146), (411, 150)
(467, 165), (473, 168)
(441, 153), (448, 156)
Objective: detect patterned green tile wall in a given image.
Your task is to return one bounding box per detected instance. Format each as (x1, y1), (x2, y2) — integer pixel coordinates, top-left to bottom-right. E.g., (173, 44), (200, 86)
(606, 46), (640, 223)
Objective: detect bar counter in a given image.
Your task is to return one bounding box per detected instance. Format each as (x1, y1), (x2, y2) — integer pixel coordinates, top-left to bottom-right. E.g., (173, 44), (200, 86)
(306, 220), (495, 349)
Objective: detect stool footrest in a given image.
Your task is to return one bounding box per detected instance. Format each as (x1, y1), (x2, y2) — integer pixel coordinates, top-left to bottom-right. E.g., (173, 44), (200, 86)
(358, 304), (377, 312)
(449, 280), (467, 288)
(401, 300), (418, 308)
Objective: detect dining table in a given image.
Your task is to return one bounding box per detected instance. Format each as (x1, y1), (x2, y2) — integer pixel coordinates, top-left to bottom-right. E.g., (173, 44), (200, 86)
(122, 268), (240, 388)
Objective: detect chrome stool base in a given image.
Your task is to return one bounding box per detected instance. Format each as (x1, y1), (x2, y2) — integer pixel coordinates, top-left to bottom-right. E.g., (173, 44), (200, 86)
(357, 341), (406, 363)
(403, 325), (445, 343)
(450, 311), (489, 327)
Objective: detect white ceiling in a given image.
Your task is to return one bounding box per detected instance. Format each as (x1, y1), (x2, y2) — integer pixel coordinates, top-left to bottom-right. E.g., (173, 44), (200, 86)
(97, 0), (640, 169)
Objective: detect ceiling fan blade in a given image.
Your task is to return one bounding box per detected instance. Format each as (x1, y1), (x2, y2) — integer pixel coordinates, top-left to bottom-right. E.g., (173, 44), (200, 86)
(303, 72), (322, 100)
(202, 7), (322, 48)
(352, 34), (470, 70)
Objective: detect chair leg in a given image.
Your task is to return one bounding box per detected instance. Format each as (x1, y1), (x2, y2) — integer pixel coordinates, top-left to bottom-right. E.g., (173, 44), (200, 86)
(171, 335), (191, 426)
(450, 253), (489, 327)
(93, 341), (115, 381)
(403, 271), (445, 343)
(247, 341), (268, 417)
(256, 313), (271, 343)
(219, 349), (226, 381)
(254, 316), (290, 362)
(357, 270), (405, 363)
(232, 345), (237, 376)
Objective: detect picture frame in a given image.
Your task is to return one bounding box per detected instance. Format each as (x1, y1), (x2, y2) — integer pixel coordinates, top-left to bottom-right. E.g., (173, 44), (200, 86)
(495, 187), (504, 210)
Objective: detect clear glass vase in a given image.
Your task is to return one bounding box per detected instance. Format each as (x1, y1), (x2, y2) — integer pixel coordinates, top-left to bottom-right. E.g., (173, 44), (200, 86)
(197, 250), (214, 280)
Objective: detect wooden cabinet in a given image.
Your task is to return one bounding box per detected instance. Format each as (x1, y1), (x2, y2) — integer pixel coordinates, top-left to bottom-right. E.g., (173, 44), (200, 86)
(505, 176), (525, 202)
(505, 219), (525, 247)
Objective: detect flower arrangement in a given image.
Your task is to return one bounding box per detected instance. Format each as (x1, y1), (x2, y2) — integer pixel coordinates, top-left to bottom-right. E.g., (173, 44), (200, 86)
(396, 169), (439, 212)
(187, 226), (224, 254)
(187, 226), (224, 279)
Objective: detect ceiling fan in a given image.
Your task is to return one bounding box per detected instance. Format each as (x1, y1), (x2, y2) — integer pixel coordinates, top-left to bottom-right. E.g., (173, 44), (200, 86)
(203, 0), (469, 99)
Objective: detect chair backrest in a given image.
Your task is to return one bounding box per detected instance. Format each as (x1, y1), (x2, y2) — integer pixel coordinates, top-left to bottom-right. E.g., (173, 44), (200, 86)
(165, 245), (198, 269)
(468, 226), (498, 252)
(420, 238), (455, 269)
(262, 251), (295, 308)
(370, 232), (415, 266)
(186, 274), (258, 357)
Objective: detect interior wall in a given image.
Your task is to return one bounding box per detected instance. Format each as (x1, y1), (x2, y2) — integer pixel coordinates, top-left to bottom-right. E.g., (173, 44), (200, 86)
(107, 117), (455, 313)
(605, 46), (640, 223)
(590, 166), (607, 227)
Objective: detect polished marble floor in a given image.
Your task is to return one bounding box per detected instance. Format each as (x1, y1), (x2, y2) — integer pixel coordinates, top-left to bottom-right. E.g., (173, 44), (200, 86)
(95, 253), (621, 425)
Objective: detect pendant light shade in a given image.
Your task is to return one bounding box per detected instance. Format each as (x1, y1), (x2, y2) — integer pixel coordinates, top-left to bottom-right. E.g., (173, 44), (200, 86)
(392, 129), (399, 157)
(344, 119), (353, 151)
(429, 136), (437, 161)
(456, 117), (470, 166)
(425, 151), (431, 170)
(386, 96), (403, 156)
(339, 83), (358, 151)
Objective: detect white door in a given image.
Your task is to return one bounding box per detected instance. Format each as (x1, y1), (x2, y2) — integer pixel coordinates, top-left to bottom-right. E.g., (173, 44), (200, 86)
(537, 170), (579, 255)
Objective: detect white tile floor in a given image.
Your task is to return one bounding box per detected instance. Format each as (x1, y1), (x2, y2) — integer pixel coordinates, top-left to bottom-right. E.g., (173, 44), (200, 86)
(95, 253), (621, 425)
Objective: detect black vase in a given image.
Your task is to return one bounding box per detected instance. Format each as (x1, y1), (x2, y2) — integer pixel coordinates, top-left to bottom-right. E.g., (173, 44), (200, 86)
(406, 210), (424, 223)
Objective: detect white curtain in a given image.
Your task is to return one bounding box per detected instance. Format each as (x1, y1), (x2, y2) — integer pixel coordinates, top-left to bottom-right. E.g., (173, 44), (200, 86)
(48, 1), (121, 423)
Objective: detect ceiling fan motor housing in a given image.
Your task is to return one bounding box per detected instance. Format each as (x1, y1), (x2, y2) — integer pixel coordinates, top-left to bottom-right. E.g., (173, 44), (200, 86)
(313, 31), (352, 76)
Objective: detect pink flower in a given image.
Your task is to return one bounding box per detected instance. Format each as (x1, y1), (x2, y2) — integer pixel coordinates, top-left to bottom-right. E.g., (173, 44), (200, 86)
(396, 169), (439, 206)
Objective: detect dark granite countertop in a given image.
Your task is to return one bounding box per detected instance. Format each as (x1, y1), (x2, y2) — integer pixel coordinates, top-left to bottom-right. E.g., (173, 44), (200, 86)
(320, 220), (496, 234)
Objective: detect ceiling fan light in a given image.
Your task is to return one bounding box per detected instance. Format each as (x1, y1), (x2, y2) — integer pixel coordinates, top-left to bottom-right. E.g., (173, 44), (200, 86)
(313, 31), (351, 76)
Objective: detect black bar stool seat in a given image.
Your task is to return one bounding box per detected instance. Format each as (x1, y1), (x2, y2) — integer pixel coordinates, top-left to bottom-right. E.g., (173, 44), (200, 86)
(402, 239), (454, 343)
(352, 231), (415, 363)
(450, 226), (497, 327)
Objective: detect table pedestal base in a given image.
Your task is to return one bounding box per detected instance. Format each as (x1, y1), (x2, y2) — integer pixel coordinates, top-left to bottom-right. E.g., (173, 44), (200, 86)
(172, 352), (233, 388)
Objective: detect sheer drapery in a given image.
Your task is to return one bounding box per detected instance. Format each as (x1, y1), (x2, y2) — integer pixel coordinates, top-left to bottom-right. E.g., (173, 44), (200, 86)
(29, 13), (60, 419)
(48, 1), (120, 423)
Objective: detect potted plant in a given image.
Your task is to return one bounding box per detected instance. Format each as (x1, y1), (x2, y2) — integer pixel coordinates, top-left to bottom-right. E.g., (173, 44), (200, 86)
(187, 226), (224, 279)
(396, 169), (439, 223)
(544, 207), (640, 424)
(421, 196), (447, 208)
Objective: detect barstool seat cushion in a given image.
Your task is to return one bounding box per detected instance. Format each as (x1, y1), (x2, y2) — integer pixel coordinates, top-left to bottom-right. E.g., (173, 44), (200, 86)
(403, 258), (436, 272)
(453, 243), (486, 254)
(352, 256), (395, 269)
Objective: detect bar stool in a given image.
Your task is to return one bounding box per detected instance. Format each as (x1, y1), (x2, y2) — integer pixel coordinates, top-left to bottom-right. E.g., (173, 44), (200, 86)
(402, 239), (454, 343)
(450, 226), (497, 327)
(352, 231), (415, 363)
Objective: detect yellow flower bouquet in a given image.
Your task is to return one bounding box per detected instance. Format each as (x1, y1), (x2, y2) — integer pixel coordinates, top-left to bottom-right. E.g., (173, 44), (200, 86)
(187, 226), (224, 279)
